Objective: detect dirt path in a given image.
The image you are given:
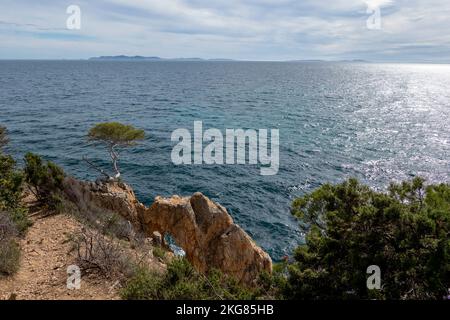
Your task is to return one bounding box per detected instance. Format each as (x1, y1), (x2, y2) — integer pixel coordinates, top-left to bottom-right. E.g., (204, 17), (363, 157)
(0, 214), (120, 300)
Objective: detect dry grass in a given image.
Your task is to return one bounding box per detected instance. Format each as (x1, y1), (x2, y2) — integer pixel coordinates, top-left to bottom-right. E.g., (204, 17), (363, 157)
(68, 227), (134, 281)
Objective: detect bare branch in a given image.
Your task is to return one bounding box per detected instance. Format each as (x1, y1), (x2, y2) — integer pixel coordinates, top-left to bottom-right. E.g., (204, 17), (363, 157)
(82, 156), (112, 180)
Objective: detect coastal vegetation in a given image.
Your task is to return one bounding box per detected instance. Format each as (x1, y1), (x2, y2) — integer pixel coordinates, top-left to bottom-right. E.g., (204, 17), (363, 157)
(0, 126), (8, 150)
(0, 127), (30, 275)
(0, 217), (20, 275)
(284, 178), (450, 300)
(121, 258), (268, 300)
(24, 152), (65, 214)
(0, 122), (449, 299)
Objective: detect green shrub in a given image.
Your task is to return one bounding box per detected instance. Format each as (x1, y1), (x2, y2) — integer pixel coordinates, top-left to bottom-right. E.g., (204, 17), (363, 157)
(87, 122), (145, 180)
(0, 154), (31, 235)
(120, 267), (161, 300)
(152, 246), (166, 260)
(121, 258), (262, 300)
(69, 228), (134, 280)
(257, 263), (288, 299)
(0, 239), (20, 275)
(0, 211), (17, 239)
(8, 207), (32, 235)
(0, 154), (24, 210)
(285, 178), (450, 300)
(0, 211), (21, 275)
(0, 126), (8, 150)
(100, 212), (135, 241)
(24, 152), (65, 213)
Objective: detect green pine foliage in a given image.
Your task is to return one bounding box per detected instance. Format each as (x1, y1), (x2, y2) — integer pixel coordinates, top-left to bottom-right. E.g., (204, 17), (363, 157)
(88, 122), (145, 146)
(23, 152), (65, 213)
(285, 177), (450, 300)
(0, 153), (31, 235)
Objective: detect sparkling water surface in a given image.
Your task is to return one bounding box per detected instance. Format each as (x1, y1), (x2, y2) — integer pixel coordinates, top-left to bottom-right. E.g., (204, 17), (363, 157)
(1, 61), (449, 260)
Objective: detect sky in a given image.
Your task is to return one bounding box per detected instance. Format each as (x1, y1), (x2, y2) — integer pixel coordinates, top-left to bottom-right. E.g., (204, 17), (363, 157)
(0, 0), (449, 61)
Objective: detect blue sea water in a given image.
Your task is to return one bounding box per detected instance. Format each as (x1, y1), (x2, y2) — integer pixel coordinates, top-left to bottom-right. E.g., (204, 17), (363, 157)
(1, 61), (449, 260)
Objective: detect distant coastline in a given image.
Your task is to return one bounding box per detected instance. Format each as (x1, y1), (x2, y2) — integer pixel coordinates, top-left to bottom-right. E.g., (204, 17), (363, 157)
(8, 57), (450, 64)
(88, 55), (236, 61)
(87, 55), (370, 63)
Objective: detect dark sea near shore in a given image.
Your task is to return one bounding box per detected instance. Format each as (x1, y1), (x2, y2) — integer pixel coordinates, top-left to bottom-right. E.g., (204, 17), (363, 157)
(1, 60), (449, 260)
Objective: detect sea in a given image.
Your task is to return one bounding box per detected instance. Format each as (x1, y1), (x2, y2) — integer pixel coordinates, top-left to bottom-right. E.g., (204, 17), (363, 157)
(1, 61), (449, 260)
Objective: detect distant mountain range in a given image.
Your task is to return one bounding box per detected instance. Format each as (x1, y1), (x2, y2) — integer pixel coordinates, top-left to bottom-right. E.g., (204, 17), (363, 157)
(88, 55), (370, 63)
(88, 55), (235, 61)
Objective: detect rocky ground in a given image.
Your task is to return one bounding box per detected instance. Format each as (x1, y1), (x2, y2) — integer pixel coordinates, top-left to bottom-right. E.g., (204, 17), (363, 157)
(0, 214), (120, 300)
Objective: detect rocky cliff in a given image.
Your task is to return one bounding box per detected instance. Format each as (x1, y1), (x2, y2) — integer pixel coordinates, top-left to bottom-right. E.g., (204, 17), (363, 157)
(63, 178), (272, 284)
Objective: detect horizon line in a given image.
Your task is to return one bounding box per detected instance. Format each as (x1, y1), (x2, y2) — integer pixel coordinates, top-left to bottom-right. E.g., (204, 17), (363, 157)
(1, 58), (450, 64)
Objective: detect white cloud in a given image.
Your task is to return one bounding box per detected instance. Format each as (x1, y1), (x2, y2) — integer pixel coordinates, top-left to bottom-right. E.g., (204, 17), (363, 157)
(365, 0), (394, 10)
(0, 0), (449, 61)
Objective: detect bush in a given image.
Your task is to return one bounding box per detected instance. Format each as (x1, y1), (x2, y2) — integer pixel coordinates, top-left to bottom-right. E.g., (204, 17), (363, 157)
(24, 152), (65, 213)
(120, 267), (161, 300)
(8, 207), (32, 235)
(99, 212), (136, 241)
(0, 239), (20, 276)
(69, 228), (134, 280)
(86, 122), (145, 180)
(259, 262), (289, 299)
(0, 126), (8, 150)
(0, 212), (21, 275)
(152, 246), (166, 261)
(0, 211), (18, 240)
(0, 154), (31, 235)
(67, 200), (141, 243)
(285, 178), (450, 300)
(0, 154), (24, 210)
(121, 258), (262, 300)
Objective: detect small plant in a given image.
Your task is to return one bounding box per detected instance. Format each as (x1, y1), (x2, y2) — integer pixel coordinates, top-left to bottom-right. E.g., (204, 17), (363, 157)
(152, 246), (166, 261)
(0, 125), (8, 150)
(286, 177), (450, 300)
(8, 207), (32, 235)
(23, 152), (65, 213)
(85, 122), (145, 180)
(0, 154), (24, 211)
(0, 211), (20, 275)
(69, 228), (134, 280)
(120, 267), (161, 300)
(0, 239), (20, 276)
(100, 212), (136, 241)
(121, 257), (262, 300)
(0, 148), (31, 235)
(0, 211), (18, 241)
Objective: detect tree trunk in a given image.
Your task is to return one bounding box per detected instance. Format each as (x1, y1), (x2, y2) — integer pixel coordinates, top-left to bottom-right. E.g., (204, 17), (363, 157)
(109, 144), (120, 179)
(82, 156), (111, 180)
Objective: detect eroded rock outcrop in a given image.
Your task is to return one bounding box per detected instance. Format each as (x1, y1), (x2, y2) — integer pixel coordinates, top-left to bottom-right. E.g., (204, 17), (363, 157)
(63, 178), (272, 284)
